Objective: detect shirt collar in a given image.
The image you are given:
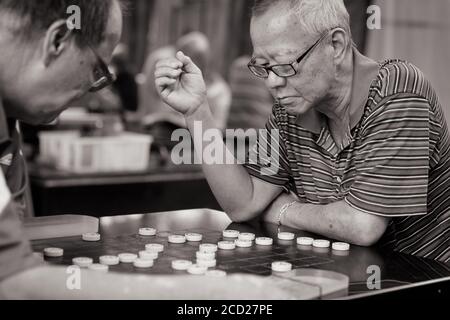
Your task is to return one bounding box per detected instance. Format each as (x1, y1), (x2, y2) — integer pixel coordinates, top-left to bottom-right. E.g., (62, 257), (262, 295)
(296, 47), (380, 135)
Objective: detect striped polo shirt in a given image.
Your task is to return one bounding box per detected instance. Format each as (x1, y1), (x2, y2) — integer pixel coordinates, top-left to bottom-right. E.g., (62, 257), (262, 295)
(245, 59), (450, 263)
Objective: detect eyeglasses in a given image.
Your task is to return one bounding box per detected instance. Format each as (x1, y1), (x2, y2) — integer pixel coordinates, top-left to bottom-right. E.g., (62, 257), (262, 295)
(248, 31), (331, 79)
(87, 43), (116, 92)
(70, 28), (116, 92)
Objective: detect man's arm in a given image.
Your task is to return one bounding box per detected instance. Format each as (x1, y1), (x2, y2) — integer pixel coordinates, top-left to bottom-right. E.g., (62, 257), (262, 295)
(264, 192), (390, 246)
(185, 102), (283, 221)
(155, 52), (283, 221)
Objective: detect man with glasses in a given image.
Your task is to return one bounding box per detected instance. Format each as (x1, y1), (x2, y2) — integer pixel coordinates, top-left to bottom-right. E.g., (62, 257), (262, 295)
(156, 0), (450, 263)
(0, 0), (300, 299)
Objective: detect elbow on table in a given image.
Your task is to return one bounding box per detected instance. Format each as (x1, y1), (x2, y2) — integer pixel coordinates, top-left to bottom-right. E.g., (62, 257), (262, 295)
(226, 206), (261, 223)
(352, 216), (389, 247)
(354, 232), (383, 247)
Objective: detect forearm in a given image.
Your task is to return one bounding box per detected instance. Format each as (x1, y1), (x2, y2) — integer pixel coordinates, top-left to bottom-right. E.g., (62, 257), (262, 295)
(155, 53), (279, 221)
(283, 201), (364, 244)
(184, 103), (267, 221)
(268, 194), (388, 246)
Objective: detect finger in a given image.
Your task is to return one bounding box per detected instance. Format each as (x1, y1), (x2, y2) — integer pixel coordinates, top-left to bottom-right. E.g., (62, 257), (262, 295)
(155, 58), (183, 70)
(155, 77), (176, 89)
(154, 67), (182, 79)
(176, 51), (202, 74)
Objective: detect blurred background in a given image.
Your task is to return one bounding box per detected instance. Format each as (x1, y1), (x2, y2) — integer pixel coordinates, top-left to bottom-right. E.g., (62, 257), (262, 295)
(23, 0), (450, 218)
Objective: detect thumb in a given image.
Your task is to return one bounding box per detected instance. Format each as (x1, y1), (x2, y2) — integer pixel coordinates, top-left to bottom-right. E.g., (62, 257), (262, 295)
(176, 51), (201, 74)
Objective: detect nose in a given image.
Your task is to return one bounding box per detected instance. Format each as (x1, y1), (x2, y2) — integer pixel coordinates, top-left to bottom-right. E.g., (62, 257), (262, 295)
(265, 70), (286, 90)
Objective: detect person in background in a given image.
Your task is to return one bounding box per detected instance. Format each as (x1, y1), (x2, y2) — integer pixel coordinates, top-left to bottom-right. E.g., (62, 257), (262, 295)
(176, 32), (232, 131)
(139, 45), (186, 127)
(111, 43), (139, 113)
(227, 55), (273, 130)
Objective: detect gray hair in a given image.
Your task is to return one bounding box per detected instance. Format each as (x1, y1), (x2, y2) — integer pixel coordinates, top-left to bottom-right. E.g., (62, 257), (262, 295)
(252, 0), (352, 39)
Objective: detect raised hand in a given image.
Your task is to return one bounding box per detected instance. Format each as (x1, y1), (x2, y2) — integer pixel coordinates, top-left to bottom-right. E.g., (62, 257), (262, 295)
(155, 51), (207, 116)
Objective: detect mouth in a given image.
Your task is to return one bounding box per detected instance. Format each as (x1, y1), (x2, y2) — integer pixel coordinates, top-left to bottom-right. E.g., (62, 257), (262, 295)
(276, 96), (298, 106)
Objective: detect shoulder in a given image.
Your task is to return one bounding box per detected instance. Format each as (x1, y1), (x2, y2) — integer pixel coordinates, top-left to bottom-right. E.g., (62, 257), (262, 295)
(375, 59), (435, 101)
(362, 60), (439, 127)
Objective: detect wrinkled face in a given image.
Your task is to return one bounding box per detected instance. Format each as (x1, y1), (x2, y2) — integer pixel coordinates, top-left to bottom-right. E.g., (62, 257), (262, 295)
(250, 5), (335, 116)
(5, 1), (123, 124)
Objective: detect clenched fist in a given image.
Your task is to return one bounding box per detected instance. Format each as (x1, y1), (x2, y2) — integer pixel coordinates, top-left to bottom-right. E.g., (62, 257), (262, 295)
(155, 51), (207, 116)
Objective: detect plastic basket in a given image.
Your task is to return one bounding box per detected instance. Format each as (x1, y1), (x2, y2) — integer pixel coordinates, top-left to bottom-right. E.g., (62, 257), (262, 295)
(39, 132), (153, 173)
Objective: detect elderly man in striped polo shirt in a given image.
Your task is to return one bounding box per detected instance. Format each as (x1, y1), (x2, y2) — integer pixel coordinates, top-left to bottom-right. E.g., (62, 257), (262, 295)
(156, 0), (450, 263)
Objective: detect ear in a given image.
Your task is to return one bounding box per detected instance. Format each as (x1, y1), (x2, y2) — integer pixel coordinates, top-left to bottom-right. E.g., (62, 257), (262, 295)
(42, 20), (73, 66)
(330, 28), (349, 66)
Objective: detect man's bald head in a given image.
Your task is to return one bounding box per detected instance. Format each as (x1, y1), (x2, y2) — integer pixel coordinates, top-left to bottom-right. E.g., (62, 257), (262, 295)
(251, 0), (351, 39)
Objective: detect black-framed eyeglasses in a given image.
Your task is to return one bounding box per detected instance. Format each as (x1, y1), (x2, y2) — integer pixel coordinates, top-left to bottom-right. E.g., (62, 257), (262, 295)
(87, 44), (116, 92)
(248, 31), (331, 79)
(70, 28), (116, 92)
